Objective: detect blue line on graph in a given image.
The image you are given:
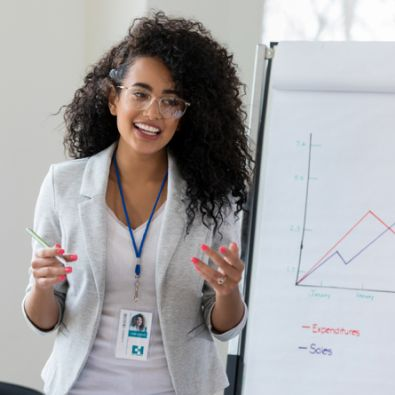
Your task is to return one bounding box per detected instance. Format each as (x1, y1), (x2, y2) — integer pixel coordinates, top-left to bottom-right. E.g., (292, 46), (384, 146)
(308, 221), (395, 276)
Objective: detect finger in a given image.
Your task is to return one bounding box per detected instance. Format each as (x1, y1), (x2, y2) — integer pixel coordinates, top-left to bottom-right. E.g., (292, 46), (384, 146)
(35, 247), (65, 259)
(36, 275), (67, 288)
(191, 258), (234, 294)
(31, 257), (63, 269)
(215, 257), (241, 282)
(197, 272), (224, 294)
(201, 244), (223, 263)
(63, 254), (78, 263)
(229, 242), (239, 255)
(191, 257), (234, 285)
(219, 245), (244, 271)
(33, 266), (72, 279)
(201, 244), (241, 280)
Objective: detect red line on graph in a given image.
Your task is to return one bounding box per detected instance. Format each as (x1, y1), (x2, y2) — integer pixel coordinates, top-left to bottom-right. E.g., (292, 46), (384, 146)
(296, 210), (395, 284)
(369, 211), (395, 234)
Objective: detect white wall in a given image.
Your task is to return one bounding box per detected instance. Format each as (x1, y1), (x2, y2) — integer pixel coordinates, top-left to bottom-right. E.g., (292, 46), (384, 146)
(0, 0), (85, 390)
(84, 0), (147, 67)
(0, 0), (262, 391)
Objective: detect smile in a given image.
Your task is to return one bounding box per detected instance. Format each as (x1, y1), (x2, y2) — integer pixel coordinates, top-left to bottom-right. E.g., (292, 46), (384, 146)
(134, 122), (161, 136)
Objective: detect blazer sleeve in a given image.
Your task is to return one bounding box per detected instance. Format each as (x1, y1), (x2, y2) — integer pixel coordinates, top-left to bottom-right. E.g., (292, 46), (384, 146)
(21, 165), (68, 335)
(201, 207), (248, 342)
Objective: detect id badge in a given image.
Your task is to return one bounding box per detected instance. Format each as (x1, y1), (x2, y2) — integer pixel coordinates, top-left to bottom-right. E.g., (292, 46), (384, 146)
(115, 309), (153, 361)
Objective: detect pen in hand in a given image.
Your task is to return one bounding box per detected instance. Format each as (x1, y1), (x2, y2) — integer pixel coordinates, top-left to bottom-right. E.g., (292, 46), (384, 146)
(25, 227), (68, 266)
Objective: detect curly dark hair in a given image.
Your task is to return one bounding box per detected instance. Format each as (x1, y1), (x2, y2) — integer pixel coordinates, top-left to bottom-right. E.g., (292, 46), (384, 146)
(63, 11), (253, 233)
(131, 314), (145, 331)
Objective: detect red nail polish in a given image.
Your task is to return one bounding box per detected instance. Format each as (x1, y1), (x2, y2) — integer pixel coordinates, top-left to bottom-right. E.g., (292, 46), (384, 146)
(58, 275), (66, 281)
(191, 257), (199, 264)
(219, 246), (227, 254)
(69, 254), (78, 261)
(55, 243), (62, 248)
(56, 249), (65, 255)
(65, 267), (73, 274)
(201, 244), (209, 251)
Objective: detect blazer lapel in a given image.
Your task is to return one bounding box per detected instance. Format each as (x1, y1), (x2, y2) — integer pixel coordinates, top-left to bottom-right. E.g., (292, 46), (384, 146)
(156, 153), (187, 293)
(78, 143), (116, 299)
(76, 144), (189, 302)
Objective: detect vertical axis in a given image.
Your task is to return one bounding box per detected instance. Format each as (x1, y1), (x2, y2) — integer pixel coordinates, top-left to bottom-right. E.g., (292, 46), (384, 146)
(295, 133), (313, 284)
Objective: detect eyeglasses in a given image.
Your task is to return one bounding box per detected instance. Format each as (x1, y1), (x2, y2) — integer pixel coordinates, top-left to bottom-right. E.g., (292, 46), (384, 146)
(116, 85), (190, 119)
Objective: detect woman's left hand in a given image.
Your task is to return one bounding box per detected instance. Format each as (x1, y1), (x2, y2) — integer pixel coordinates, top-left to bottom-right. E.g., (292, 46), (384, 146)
(191, 242), (245, 296)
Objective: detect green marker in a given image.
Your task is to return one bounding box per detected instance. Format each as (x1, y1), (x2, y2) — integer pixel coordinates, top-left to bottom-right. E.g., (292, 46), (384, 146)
(25, 227), (67, 265)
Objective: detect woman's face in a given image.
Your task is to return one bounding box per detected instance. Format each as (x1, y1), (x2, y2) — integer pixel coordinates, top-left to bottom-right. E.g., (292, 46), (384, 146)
(136, 316), (143, 326)
(109, 56), (181, 158)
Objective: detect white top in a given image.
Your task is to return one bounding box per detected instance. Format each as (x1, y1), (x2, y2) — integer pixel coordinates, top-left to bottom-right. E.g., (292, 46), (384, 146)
(70, 203), (175, 395)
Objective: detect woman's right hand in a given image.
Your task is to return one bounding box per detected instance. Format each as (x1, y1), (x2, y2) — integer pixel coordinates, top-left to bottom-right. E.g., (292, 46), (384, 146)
(31, 244), (78, 291)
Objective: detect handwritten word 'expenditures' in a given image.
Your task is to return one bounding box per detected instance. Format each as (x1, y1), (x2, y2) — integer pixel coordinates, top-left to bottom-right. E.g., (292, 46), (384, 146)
(302, 324), (360, 337)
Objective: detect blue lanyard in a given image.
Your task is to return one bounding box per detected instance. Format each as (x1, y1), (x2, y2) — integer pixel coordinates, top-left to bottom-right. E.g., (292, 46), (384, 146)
(112, 152), (168, 279)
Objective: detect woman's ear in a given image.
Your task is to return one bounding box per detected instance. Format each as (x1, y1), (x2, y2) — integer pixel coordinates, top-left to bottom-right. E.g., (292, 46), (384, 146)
(108, 86), (118, 116)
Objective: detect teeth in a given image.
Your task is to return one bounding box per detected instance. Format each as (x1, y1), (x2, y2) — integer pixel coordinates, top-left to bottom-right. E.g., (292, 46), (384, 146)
(135, 123), (160, 134)
(138, 129), (157, 136)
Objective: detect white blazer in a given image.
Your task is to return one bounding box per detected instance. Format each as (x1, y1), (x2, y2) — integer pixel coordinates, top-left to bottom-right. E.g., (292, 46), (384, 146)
(23, 143), (247, 395)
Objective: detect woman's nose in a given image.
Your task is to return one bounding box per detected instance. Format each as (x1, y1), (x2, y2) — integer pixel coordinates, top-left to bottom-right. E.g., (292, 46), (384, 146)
(143, 97), (162, 119)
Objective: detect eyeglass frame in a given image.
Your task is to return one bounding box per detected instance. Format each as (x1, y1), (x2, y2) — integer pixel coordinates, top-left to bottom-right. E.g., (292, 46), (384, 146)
(115, 84), (191, 119)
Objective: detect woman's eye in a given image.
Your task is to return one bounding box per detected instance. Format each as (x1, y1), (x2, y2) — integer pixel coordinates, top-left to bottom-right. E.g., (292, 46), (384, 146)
(131, 91), (149, 101)
(162, 97), (180, 107)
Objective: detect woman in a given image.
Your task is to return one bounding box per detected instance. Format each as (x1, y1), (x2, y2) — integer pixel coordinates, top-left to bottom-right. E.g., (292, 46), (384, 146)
(131, 314), (147, 332)
(23, 11), (252, 395)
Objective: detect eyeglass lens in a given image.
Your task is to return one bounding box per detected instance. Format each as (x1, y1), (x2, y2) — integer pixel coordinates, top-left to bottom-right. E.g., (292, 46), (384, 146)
(126, 89), (187, 119)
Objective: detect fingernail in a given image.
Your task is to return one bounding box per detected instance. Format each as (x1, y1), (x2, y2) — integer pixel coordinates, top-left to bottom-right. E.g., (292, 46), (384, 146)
(191, 257), (199, 264)
(69, 254), (78, 261)
(56, 249), (65, 255)
(65, 267), (73, 274)
(55, 243), (62, 248)
(219, 246), (227, 254)
(201, 244), (209, 251)
(58, 275), (66, 281)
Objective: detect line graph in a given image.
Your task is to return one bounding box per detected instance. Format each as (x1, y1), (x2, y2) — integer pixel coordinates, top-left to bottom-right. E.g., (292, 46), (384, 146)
(295, 134), (395, 293)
